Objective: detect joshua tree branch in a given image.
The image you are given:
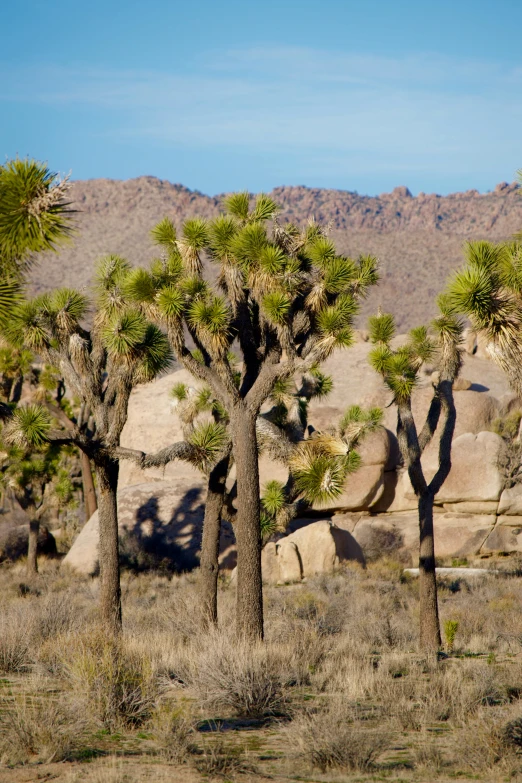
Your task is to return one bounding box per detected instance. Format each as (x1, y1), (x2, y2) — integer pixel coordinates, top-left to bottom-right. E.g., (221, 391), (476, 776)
(427, 380), (456, 497)
(397, 399), (427, 496)
(417, 392), (442, 454)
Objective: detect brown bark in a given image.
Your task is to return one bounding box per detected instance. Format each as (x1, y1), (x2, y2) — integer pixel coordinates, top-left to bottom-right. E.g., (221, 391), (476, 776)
(232, 409), (263, 641)
(81, 451), (98, 520)
(26, 518), (39, 576)
(199, 450), (231, 626)
(95, 459), (122, 634)
(418, 493), (442, 651)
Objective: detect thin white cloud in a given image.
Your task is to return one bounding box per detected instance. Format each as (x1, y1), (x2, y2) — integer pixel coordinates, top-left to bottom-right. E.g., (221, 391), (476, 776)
(0, 46), (520, 181)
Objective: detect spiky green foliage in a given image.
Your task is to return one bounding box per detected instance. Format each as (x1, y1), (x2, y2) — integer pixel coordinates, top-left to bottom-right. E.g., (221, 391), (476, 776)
(0, 280), (21, 329)
(0, 159), (73, 272)
(3, 404), (51, 447)
(368, 312), (395, 345)
(133, 324), (173, 382)
(223, 191), (251, 221)
(447, 241), (522, 338)
(150, 217), (177, 249)
(291, 447), (362, 505)
(262, 291), (292, 325)
(171, 382), (188, 401)
(307, 367), (334, 398)
(261, 480), (286, 517)
(188, 421), (228, 471)
(251, 194), (278, 222)
(102, 310), (148, 357)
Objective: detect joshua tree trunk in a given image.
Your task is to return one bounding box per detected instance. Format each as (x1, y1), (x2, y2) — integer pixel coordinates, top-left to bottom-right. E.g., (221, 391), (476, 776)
(418, 491), (441, 651)
(95, 458), (122, 634)
(81, 451), (98, 520)
(26, 517), (39, 576)
(232, 409), (263, 641)
(199, 450), (231, 627)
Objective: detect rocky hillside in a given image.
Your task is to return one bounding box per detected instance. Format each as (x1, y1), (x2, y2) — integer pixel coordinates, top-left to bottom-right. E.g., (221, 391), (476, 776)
(29, 177), (522, 330)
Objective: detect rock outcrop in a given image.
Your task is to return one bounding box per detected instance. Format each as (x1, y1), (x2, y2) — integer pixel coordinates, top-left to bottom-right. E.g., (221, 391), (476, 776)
(61, 328), (522, 576)
(62, 479), (234, 575)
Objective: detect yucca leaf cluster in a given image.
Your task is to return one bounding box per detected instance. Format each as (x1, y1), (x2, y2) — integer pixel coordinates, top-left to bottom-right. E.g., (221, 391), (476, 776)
(447, 240), (522, 394)
(368, 302), (462, 404)
(0, 412), (77, 512)
(0, 159), (74, 327)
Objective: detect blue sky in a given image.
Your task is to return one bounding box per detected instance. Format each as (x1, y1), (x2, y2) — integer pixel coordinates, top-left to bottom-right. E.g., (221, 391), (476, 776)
(1, 0), (521, 195)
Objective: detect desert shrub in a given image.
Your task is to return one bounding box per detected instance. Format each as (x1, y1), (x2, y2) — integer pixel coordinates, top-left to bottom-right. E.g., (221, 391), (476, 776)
(150, 702), (196, 762)
(0, 611), (32, 673)
(287, 698), (390, 772)
(32, 590), (85, 641)
(182, 631), (286, 718)
(63, 626), (161, 730)
(0, 689), (87, 765)
(456, 711), (522, 773)
(192, 737), (253, 777)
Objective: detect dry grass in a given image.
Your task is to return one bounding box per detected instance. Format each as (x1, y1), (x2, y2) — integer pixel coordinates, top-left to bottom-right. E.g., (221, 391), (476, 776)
(2, 555), (522, 781)
(0, 681), (88, 765)
(286, 696), (391, 772)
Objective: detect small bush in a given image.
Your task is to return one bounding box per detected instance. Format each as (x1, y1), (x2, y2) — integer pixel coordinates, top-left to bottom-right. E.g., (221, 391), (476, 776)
(444, 619), (459, 652)
(150, 702), (196, 762)
(0, 615), (31, 673)
(192, 738), (253, 777)
(64, 627), (161, 730)
(183, 632), (286, 718)
(287, 699), (391, 772)
(0, 690), (87, 765)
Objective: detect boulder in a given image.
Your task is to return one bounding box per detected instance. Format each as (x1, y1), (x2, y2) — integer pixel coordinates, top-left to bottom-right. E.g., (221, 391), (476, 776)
(403, 432), (503, 504)
(371, 470), (418, 513)
(332, 465), (384, 511)
(352, 513), (418, 562)
(0, 520), (56, 562)
(118, 369), (207, 490)
(62, 479), (235, 575)
(277, 540), (303, 583)
(442, 501), (499, 515)
(431, 514), (495, 558)
(260, 541), (280, 584)
(282, 520), (365, 576)
(481, 521), (522, 554)
(498, 485), (522, 516)
(351, 511), (495, 562)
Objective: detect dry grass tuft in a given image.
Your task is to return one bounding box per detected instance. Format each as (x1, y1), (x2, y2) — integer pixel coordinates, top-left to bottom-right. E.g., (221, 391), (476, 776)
(182, 630), (287, 718)
(0, 685), (88, 765)
(192, 737), (254, 777)
(149, 702), (197, 762)
(287, 697), (391, 772)
(63, 625), (162, 730)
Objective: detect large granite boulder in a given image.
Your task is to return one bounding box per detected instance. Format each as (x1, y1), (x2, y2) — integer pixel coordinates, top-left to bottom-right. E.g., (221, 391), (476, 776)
(62, 479), (233, 575)
(260, 519), (364, 584)
(400, 431), (504, 505)
(351, 511), (495, 563)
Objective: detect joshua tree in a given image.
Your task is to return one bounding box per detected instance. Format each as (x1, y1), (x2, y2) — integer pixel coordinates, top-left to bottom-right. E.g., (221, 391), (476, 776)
(5, 257), (173, 632)
(448, 240), (522, 396)
(124, 193), (379, 639)
(368, 301), (463, 653)
(0, 405), (77, 575)
(0, 158), (73, 327)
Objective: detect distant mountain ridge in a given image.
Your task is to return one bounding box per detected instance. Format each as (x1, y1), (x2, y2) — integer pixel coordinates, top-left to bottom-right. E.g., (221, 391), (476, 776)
(29, 176), (522, 330)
